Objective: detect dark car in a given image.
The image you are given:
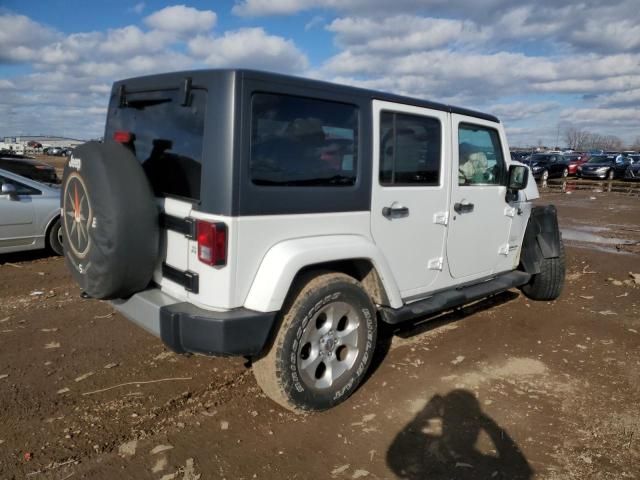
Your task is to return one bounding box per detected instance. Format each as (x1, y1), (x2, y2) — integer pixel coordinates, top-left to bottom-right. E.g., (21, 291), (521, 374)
(510, 151), (531, 162)
(576, 155), (623, 180)
(46, 146), (65, 156)
(524, 153), (569, 180)
(0, 154), (59, 184)
(624, 159), (640, 180)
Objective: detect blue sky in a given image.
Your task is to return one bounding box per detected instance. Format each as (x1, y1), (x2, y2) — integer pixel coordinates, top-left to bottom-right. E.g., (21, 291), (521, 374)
(1, 0), (639, 147)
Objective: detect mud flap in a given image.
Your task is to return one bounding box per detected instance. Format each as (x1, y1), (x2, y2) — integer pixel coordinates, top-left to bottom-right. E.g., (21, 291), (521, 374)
(519, 205), (562, 275)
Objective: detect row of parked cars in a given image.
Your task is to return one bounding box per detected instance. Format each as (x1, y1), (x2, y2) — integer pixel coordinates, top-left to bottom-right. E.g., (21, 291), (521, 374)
(43, 146), (74, 156)
(511, 151), (640, 181)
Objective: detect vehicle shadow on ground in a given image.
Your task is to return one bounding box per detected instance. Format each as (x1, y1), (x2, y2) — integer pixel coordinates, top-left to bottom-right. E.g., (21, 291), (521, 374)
(0, 250), (57, 264)
(386, 389), (533, 480)
(367, 290), (520, 381)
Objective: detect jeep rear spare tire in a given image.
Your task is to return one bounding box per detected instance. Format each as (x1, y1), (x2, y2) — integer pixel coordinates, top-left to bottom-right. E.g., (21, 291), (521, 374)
(61, 141), (159, 299)
(253, 272), (377, 412)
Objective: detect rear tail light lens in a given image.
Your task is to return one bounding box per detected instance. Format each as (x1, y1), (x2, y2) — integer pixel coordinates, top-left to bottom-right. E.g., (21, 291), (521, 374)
(113, 130), (133, 143)
(196, 220), (227, 266)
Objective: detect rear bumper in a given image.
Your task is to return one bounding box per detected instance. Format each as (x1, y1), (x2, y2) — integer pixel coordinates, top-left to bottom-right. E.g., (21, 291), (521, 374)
(111, 289), (277, 357)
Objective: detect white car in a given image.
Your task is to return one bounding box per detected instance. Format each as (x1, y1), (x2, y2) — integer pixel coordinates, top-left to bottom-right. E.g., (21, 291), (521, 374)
(0, 168), (63, 255)
(60, 69), (565, 412)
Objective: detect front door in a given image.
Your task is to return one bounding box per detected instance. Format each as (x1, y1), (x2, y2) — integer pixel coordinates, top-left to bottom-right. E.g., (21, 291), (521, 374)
(446, 115), (513, 279)
(370, 100), (450, 298)
(0, 175), (37, 249)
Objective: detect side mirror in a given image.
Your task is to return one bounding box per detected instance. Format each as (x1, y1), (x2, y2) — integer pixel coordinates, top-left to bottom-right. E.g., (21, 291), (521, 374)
(507, 164), (529, 190)
(1, 183), (18, 198)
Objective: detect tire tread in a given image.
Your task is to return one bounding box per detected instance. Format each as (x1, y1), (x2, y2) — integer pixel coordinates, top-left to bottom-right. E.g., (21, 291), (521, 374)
(522, 241), (565, 300)
(253, 271), (374, 412)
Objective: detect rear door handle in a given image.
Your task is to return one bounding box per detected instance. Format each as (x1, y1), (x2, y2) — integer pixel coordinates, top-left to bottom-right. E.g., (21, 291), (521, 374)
(454, 202), (474, 214)
(382, 203), (410, 219)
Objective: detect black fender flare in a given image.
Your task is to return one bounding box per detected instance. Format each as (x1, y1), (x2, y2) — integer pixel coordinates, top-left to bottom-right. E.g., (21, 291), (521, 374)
(519, 205), (562, 275)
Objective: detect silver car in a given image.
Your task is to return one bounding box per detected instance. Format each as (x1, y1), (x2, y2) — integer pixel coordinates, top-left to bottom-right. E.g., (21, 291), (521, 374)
(0, 168), (63, 255)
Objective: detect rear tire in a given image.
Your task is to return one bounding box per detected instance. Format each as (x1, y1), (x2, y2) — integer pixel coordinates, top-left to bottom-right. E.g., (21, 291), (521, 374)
(521, 241), (565, 301)
(562, 168), (568, 178)
(253, 272), (377, 412)
(47, 218), (63, 256)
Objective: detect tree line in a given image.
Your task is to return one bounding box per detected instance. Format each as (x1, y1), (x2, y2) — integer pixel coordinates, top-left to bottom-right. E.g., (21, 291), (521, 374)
(565, 127), (640, 151)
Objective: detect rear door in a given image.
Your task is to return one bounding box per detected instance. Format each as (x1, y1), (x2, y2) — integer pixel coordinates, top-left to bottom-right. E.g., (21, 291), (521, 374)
(446, 115), (513, 279)
(105, 88), (206, 300)
(370, 100), (450, 298)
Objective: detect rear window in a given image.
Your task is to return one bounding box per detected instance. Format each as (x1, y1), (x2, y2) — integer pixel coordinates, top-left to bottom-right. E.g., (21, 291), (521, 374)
(106, 88), (206, 201)
(250, 93), (358, 186)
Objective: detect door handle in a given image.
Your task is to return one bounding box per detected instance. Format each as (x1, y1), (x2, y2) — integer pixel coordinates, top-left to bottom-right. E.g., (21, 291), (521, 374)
(382, 203), (410, 219)
(454, 202), (474, 214)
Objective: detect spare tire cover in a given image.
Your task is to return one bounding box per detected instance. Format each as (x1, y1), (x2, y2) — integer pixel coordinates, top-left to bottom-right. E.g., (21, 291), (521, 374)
(61, 141), (159, 299)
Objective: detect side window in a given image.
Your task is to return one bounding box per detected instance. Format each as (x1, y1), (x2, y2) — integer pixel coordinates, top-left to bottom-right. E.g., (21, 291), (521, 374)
(0, 175), (40, 195)
(379, 111), (441, 186)
(250, 93), (358, 186)
(458, 124), (506, 186)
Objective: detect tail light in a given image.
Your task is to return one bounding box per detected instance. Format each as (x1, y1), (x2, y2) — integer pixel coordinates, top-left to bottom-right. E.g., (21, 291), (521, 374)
(196, 220), (227, 266)
(113, 130), (133, 143)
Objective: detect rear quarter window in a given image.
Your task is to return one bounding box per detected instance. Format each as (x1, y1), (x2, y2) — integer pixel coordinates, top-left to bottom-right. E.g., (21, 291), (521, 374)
(250, 93), (358, 187)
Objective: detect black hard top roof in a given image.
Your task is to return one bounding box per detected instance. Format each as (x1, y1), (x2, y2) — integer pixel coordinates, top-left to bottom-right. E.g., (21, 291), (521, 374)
(115, 68), (500, 124)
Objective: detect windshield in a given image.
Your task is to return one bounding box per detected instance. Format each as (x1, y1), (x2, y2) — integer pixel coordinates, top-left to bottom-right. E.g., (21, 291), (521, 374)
(105, 88), (206, 201)
(530, 155), (552, 163)
(586, 156), (612, 164)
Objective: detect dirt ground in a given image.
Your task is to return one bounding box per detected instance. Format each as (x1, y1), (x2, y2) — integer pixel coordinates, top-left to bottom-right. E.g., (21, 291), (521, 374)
(1, 182), (639, 480)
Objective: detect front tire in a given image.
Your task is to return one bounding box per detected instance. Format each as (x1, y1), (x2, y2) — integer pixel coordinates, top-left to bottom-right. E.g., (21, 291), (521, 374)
(607, 169), (614, 180)
(253, 272), (377, 412)
(47, 218), (63, 256)
(541, 169), (549, 181)
(521, 241), (565, 301)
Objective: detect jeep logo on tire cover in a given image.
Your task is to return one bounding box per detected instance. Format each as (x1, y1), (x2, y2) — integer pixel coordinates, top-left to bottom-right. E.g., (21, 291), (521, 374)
(63, 172), (93, 259)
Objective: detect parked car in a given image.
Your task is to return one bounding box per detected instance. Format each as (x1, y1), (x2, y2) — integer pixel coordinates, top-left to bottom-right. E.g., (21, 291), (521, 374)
(0, 168), (63, 255)
(565, 152), (589, 176)
(524, 153), (569, 180)
(576, 155), (622, 180)
(60, 69), (564, 412)
(46, 147), (64, 156)
(624, 160), (640, 180)
(0, 154), (59, 184)
(510, 151), (531, 162)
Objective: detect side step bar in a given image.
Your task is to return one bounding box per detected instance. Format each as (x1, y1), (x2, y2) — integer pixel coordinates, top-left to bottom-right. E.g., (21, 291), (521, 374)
(380, 270), (531, 325)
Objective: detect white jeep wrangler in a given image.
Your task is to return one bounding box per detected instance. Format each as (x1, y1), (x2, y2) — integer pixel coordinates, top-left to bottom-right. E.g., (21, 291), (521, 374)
(62, 69), (564, 412)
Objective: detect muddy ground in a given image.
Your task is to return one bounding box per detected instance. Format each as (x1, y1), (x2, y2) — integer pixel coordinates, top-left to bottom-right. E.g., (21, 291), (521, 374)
(1, 183), (639, 480)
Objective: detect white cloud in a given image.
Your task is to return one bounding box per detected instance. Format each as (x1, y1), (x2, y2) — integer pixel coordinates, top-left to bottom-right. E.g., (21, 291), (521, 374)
(560, 107), (639, 127)
(305, 15), (325, 31)
(0, 9), (310, 139)
(0, 13), (60, 63)
(570, 18), (640, 52)
(129, 2), (145, 14)
(597, 88), (640, 107)
(488, 102), (560, 122)
(144, 5), (217, 33)
(233, 0), (319, 16)
(99, 26), (175, 55)
(327, 16), (487, 53)
(188, 28), (308, 72)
